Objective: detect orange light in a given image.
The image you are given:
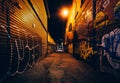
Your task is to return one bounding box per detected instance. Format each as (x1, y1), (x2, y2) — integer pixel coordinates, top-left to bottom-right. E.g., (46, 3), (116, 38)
(58, 7), (69, 18)
(62, 8), (69, 17)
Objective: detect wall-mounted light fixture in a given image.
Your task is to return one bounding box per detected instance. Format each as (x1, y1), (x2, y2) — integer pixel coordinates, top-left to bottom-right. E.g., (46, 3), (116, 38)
(32, 23), (36, 28)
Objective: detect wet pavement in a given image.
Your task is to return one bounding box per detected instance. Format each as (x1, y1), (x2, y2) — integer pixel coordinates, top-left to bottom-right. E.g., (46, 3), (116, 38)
(5, 53), (120, 83)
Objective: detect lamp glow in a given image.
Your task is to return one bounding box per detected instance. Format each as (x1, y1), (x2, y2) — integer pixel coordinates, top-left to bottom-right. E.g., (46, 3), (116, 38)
(59, 7), (69, 18)
(62, 9), (68, 17)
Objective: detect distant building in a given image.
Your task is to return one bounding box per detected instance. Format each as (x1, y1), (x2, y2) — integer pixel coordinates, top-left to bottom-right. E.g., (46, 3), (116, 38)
(48, 33), (56, 54)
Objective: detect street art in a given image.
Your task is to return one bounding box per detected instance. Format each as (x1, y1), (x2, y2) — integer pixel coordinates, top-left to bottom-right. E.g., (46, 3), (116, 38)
(101, 28), (120, 69)
(103, 0), (110, 9)
(0, 24), (42, 81)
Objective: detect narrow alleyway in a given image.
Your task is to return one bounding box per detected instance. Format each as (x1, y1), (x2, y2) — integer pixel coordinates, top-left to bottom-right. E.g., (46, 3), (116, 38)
(7, 53), (120, 83)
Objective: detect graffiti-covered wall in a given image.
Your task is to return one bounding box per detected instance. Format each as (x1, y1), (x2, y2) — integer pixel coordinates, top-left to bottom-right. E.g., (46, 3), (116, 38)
(0, 0), (48, 81)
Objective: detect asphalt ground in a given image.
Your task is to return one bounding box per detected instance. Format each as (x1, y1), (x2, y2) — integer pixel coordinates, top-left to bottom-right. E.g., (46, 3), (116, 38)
(3, 52), (120, 83)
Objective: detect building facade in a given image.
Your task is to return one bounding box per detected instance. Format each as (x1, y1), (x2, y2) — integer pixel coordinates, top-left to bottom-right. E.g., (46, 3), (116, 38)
(65, 0), (119, 59)
(0, 0), (49, 81)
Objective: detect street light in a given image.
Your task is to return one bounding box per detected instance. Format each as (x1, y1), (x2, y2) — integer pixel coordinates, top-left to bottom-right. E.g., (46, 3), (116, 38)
(57, 6), (69, 51)
(59, 7), (69, 19)
(62, 8), (69, 17)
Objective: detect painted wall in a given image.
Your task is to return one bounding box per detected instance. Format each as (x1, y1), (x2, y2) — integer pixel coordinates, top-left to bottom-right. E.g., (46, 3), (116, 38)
(65, 0), (119, 58)
(0, 0), (48, 81)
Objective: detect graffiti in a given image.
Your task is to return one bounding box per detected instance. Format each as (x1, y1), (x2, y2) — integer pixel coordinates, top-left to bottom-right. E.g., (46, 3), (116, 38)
(0, 25), (10, 38)
(102, 28), (120, 57)
(96, 0), (110, 11)
(84, 7), (92, 23)
(0, 24), (42, 78)
(103, 0), (110, 9)
(79, 39), (93, 59)
(101, 28), (120, 69)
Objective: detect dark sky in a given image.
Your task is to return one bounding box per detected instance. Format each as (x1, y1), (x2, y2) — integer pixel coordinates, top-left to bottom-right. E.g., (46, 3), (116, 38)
(47, 0), (72, 43)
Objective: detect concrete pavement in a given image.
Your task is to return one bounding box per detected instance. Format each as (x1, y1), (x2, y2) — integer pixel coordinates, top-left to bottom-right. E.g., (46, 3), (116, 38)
(6, 52), (120, 83)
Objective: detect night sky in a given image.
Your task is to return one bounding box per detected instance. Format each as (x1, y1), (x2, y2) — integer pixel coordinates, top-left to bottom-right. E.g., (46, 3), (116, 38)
(47, 0), (72, 43)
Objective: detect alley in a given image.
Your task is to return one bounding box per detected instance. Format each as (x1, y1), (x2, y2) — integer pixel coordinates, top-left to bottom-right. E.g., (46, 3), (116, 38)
(1, 0), (120, 83)
(6, 53), (120, 83)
